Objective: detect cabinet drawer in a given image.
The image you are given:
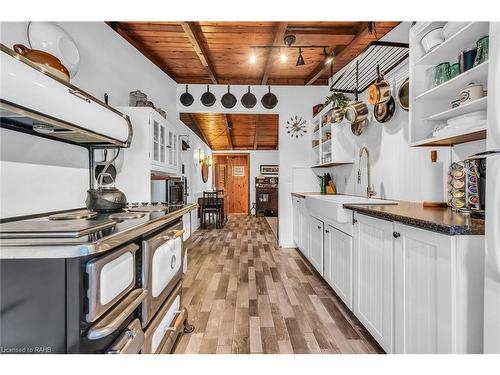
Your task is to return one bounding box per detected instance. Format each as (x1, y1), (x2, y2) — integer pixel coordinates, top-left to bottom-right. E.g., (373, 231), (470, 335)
(142, 281), (184, 354)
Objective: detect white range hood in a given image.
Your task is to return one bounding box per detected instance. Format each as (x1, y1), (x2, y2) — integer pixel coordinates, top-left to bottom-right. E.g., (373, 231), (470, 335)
(0, 44), (132, 148)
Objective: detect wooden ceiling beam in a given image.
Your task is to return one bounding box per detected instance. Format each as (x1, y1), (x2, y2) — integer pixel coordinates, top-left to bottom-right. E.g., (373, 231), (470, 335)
(188, 113), (211, 148)
(253, 115), (259, 150)
(108, 22), (177, 79)
(261, 22), (289, 85)
(223, 114), (234, 150)
(304, 22), (379, 86)
(180, 22), (218, 84)
(286, 26), (357, 36)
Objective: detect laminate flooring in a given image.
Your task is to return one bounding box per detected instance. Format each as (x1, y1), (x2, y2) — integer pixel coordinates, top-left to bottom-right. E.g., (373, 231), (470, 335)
(173, 215), (384, 354)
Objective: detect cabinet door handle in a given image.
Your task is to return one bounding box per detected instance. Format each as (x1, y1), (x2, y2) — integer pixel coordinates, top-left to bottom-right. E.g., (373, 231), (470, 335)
(318, 226), (322, 229)
(353, 218), (358, 224)
(393, 232), (401, 238)
(325, 230), (329, 234)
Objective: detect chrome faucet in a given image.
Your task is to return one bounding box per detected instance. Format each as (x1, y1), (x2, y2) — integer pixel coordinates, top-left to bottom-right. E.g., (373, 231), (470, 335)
(358, 146), (377, 198)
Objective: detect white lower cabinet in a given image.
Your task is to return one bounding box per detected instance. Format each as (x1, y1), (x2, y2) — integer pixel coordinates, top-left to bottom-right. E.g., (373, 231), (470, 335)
(292, 196), (310, 259)
(393, 223), (484, 354)
(324, 225), (353, 309)
(308, 216), (323, 275)
(353, 213), (394, 353)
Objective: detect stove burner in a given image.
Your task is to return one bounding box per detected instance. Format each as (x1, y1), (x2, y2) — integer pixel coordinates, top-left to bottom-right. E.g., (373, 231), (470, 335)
(109, 212), (146, 220)
(48, 210), (98, 221)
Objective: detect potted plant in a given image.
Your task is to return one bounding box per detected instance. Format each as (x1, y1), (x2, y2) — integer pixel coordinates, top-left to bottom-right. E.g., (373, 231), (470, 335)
(325, 92), (350, 124)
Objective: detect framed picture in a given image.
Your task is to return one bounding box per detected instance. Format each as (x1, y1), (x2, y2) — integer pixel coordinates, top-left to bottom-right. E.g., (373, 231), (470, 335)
(233, 166), (245, 177)
(260, 165), (278, 175)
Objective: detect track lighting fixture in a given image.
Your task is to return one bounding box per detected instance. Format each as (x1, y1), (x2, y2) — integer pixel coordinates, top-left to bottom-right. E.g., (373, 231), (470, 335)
(296, 48), (305, 66)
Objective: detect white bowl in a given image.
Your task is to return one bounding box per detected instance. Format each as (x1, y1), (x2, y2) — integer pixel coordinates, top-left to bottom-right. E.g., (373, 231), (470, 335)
(421, 28), (444, 54)
(442, 22), (469, 40)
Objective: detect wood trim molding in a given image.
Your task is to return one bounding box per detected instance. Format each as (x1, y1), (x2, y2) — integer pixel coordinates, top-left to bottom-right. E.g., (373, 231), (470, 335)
(261, 22), (288, 85)
(181, 22), (218, 84)
(253, 115), (259, 150)
(188, 113), (211, 147)
(224, 114), (234, 150)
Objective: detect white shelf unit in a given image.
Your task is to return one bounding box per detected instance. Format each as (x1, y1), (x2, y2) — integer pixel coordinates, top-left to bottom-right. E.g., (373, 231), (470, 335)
(310, 102), (355, 168)
(410, 22), (489, 146)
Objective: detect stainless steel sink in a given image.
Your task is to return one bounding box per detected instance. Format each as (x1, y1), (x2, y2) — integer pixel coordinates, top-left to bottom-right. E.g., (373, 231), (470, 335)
(305, 195), (397, 224)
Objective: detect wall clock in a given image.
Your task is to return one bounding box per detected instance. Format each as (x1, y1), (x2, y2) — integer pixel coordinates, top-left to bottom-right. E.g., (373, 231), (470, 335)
(286, 116), (307, 138)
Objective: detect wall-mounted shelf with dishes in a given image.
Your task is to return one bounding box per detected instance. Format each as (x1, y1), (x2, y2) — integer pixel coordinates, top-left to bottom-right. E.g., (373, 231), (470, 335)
(310, 101), (354, 168)
(409, 21), (489, 147)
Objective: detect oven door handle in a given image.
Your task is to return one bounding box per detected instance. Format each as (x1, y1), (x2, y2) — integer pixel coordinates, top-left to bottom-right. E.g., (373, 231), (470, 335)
(88, 289), (148, 340)
(106, 319), (145, 354)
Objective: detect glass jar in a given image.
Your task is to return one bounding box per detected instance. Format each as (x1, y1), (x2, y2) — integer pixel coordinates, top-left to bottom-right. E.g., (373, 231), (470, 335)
(434, 62), (451, 86)
(450, 63), (460, 79)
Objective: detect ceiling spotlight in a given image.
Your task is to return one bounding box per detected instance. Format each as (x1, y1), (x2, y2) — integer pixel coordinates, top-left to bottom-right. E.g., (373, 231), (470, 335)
(280, 49), (287, 63)
(284, 34), (296, 47)
(296, 48), (305, 66)
(323, 48), (334, 65)
(250, 49), (257, 64)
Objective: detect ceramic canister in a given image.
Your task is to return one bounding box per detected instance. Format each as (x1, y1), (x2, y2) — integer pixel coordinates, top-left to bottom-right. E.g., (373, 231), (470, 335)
(460, 83), (484, 104)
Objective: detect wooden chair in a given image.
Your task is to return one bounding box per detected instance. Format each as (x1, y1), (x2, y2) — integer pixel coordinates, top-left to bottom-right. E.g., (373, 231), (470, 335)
(201, 191), (222, 229)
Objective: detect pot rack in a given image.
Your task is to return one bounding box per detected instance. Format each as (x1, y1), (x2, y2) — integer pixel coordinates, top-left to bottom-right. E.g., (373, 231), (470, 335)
(330, 41), (409, 94)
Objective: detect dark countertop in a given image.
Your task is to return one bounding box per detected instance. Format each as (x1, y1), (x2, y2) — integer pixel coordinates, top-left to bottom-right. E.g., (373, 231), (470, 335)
(344, 201), (485, 236)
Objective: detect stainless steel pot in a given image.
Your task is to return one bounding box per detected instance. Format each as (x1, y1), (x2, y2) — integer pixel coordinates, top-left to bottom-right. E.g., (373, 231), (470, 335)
(86, 186), (127, 213)
(345, 100), (369, 124)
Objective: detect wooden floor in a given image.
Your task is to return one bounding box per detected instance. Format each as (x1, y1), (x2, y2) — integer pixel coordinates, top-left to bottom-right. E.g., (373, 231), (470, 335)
(173, 215), (384, 354)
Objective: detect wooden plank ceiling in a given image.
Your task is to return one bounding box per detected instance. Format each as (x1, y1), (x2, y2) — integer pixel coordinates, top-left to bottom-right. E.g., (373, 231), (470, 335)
(109, 21), (400, 85)
(180, 113), (278, 151)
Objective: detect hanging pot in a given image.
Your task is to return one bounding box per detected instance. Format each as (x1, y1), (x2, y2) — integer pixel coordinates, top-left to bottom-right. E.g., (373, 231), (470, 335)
(367, 65), (391, 105)
(331, 107), (345, 123)
(221, 85), (237, 109)
(261, 86), (278, 109)
(397, 78), (409, 111)
(351, 120), (366, 136)
(374, 96), (396, 123)
(179, 84), (194, 106)
(200, 85), (216, 107)
(241, 86), (257, 109)
(345, 100), (369, 124)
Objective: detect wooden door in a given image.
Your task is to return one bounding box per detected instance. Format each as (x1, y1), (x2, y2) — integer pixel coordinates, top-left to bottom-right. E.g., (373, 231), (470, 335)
(213, 154), (249, 214)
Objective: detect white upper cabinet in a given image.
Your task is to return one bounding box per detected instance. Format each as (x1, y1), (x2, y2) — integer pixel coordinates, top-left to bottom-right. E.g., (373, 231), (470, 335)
(119, 107), (179, 175)
(353, 213), (394, 354)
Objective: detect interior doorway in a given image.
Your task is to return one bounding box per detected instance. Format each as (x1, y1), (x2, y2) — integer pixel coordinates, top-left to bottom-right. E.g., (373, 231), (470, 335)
(213, 153), (250, 215)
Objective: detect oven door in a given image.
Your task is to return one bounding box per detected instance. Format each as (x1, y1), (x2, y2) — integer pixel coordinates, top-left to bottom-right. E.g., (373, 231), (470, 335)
(142, 281), (186, 354)
(141, 221), (184, 326)
(106, 318), (145, 354)
(85, 243), (139, 323)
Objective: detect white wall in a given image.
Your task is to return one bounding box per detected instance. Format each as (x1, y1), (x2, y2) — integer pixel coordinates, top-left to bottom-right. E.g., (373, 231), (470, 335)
(177, 84), (324, 247)
(0, 22), (210, 217)
(212, 150), (279, 210)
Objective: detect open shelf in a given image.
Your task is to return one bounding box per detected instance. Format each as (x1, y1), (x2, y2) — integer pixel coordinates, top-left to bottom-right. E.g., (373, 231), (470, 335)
(412, 125), (487, 147)
(424, 96), (487, 121)
(311, 162), (354, 168)
(416, 22), (489, 66)
(415, 61), (488, 101)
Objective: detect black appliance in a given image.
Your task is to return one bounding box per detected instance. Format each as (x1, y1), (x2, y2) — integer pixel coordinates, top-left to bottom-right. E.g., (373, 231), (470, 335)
(167, 179), (186, 205)
(255, 176), (278, 217)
